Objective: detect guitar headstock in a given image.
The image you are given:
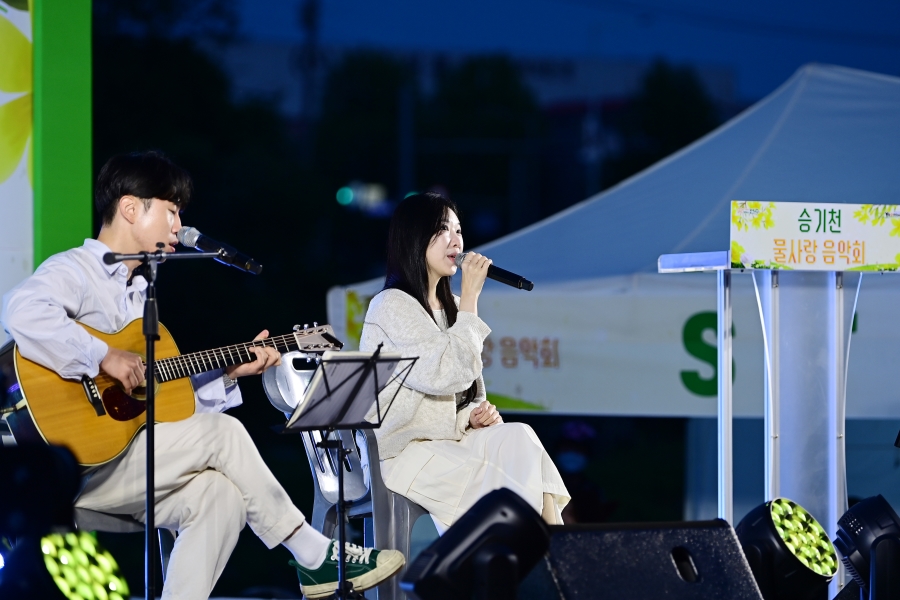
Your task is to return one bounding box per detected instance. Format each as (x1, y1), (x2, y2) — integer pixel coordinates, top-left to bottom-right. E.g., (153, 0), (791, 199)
(291, 323), (344, 353)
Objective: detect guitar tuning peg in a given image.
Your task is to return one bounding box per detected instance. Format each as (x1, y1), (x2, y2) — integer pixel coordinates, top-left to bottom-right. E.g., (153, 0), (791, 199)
(306, 357), (311, 363)
(313, 321), (318, 327)
(303, 323), (309, 330)
(293, 324), (301, 332)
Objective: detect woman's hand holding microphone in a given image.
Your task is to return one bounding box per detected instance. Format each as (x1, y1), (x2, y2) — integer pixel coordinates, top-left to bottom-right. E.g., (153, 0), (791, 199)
(458, 252), (492, 316)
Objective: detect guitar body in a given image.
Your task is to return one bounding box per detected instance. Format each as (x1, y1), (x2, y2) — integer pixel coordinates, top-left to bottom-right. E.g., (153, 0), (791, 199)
(9, 320), (195, 466)
(1, 319), (340, 466)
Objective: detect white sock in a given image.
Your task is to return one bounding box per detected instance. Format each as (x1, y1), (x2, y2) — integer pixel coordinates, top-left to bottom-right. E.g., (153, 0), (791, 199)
(284, 522), (332, 569)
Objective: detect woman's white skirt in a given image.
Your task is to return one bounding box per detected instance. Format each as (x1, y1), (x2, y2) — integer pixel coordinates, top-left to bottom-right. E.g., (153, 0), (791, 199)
(379, 422), (570, 531)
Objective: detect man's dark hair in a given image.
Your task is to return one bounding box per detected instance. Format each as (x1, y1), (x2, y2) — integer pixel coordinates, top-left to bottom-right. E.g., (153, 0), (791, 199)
(384, 192), (478, 411)
(95, 151), (193, 226)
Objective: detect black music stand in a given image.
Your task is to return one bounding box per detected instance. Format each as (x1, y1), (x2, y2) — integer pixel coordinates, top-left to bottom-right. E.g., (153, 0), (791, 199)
(283, 343), (416, 599)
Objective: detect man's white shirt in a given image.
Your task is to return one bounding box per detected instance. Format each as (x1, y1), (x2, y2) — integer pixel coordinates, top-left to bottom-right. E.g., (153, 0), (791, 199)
(1, 238), (242, 413)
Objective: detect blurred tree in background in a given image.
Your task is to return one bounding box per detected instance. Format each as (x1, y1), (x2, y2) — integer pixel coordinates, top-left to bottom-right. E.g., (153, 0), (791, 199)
(93, 0), (237, 41)
(418, 56), (544, 242)
(315, 53), (411, 191)
(309, 52), (413, 284)
(93, 0), (331, 344)
(601, 59), (720, 188)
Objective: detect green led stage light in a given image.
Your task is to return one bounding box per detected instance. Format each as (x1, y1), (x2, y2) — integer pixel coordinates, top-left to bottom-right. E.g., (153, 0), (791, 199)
(40, 532), (130, 600)
(768, 499), (837, 576)
(0, 532), (129, 600)
(736, 498), (837, 600)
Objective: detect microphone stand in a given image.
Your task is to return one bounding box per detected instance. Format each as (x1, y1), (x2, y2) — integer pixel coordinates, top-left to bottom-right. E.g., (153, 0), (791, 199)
(104, 245), (223, 600)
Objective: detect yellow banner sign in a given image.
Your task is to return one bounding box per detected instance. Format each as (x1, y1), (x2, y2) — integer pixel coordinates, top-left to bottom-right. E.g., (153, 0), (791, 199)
(730, 201), (900, 271)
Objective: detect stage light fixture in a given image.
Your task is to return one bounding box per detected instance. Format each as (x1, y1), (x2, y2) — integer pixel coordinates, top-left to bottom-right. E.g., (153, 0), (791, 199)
(0, 531), (130, 600)
(43, 531), (131, 600)
(833, 494), (900, 597)
(401, 487), (551, 600)
(735, 497), (837, 600)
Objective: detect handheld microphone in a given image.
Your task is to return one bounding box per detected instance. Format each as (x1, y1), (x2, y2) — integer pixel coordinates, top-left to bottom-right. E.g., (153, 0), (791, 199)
(455, 252), (534, 291)
(177, 227), (263, 275)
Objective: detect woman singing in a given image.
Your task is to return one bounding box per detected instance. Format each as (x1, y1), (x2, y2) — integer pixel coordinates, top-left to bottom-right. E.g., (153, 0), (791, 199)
(360, 192), (569, 532)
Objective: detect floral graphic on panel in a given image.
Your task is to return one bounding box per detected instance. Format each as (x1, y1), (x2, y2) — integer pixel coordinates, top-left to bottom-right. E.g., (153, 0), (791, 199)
(732, 201), (776, 232)
(345, 290), (374, 348)
(0, 4), (32, 186)
(853, 205), (900, 239)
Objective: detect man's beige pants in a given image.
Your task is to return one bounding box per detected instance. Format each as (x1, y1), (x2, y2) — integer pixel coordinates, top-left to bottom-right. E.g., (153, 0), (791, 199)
(75, 412), (306, 600)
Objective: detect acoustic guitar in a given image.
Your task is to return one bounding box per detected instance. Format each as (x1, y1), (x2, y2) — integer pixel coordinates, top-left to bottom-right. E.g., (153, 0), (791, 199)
(0, 320), (342, 466)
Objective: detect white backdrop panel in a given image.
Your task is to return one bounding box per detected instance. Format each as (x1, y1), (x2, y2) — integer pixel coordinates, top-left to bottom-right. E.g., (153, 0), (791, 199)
(328, 271), (900, 419)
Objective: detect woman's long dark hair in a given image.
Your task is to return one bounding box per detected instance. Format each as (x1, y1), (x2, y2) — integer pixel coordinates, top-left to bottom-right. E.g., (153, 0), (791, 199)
(384, 192), (478, 410)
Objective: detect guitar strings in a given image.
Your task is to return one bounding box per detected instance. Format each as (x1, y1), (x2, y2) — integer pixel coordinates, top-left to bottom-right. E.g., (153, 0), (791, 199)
(154, 331), (332, 382)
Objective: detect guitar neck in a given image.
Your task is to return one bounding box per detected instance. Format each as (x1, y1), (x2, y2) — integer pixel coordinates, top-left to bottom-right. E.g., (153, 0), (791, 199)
(154, 330), (336, 383)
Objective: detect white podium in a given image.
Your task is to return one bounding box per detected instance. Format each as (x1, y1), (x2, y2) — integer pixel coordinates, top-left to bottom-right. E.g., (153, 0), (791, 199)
(659, 252), (862, 530)
(659, 251), (864, 595)
(662, 200), (900, 595)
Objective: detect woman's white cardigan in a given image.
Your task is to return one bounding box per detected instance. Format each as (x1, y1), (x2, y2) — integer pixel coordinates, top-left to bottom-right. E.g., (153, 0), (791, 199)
(360, 288), (491, 459)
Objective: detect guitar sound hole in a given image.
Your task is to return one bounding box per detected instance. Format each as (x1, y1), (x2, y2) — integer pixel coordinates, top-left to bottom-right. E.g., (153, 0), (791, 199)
(101, 387), (147, 421)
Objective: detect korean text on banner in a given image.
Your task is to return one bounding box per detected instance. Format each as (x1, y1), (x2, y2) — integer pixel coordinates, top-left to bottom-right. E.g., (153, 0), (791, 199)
(730, 201), (900, 272)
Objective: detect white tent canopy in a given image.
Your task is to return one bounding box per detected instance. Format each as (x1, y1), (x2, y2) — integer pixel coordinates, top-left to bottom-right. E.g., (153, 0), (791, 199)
(478, 63), (900, 281)
(327, 64), (900, 419)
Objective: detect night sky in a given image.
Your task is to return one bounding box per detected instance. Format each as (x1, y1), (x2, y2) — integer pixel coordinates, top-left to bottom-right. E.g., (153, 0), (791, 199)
(237, 0), (900, 100)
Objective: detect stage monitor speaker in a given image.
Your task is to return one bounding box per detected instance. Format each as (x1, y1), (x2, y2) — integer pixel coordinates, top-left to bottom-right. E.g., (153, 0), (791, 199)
(519, 519), (764, 600)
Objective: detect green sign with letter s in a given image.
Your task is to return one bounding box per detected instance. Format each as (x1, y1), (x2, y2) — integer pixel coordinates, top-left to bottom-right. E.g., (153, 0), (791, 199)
(680, 311), (735, 397)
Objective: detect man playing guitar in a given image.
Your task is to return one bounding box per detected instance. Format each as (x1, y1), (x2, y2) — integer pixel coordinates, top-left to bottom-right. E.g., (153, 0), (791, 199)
(0, 151), (404, 599)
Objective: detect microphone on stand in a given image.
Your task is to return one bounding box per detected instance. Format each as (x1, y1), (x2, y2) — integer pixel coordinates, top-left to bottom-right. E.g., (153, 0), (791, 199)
(455, 252), (534, 291)
(177, 227), (263, 275)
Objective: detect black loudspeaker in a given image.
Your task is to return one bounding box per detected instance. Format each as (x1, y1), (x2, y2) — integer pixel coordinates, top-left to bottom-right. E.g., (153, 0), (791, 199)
(519, 519), (764, 599)
(832, 580), (862, 600)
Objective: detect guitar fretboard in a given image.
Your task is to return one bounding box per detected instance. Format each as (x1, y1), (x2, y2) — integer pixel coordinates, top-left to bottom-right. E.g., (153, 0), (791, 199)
(153, 331), (333, 383)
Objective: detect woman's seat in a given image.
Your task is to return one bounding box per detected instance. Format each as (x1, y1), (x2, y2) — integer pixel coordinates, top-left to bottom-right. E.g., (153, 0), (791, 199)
(301, 428), (428, 600)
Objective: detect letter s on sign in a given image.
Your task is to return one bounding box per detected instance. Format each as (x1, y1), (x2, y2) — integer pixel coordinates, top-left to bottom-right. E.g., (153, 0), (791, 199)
(680, 311), (735, 397)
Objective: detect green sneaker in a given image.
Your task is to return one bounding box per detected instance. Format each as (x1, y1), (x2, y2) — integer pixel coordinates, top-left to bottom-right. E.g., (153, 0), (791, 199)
(290, 540), (405, 599)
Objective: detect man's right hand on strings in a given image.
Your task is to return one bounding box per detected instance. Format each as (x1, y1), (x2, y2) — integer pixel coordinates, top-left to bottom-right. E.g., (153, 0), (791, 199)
(100, 346), (145, 394)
